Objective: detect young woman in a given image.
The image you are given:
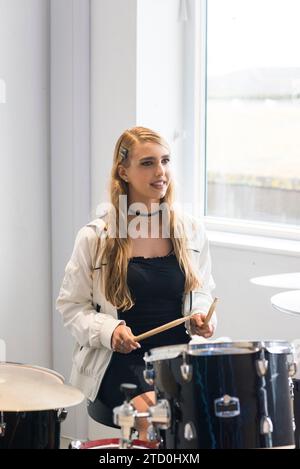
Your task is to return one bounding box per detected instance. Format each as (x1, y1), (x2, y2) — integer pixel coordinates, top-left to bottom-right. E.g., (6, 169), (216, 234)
(56, 126), (216, 440)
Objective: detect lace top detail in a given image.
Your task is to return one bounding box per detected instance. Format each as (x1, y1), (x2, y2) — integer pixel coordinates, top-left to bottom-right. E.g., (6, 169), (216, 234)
(129, 249), (175, 261)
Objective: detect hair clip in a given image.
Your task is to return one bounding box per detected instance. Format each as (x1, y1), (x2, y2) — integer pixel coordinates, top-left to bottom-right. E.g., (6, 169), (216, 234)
(120, 146), (129, 161)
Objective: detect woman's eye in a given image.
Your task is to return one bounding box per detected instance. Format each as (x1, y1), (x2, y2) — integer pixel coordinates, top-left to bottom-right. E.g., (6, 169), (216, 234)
(141, 159), (170, 167)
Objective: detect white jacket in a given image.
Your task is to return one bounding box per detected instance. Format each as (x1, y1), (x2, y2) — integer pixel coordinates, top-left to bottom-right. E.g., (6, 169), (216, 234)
(56, 210), (216, 401)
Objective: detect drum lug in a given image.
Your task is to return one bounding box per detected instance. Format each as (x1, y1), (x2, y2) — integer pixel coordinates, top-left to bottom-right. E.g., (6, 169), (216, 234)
(184, 422), (197, 441)
(180, 363), (193, 382)
(260, 416), (273, 435)
(57, 408), (68, 422)
(0, 412), (6, 438)
(143, 353), (155, 385)
(143, 365), (155, 385)
(255, 358), (268, 376)
(180, 353), (193, 382)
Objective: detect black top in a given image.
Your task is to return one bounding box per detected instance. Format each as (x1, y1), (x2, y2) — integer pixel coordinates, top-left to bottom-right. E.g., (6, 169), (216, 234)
(87, 252), (189, 427)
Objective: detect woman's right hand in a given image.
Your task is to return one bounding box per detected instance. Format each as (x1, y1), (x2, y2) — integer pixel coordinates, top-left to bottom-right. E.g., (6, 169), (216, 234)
(111, 324), (141, 353)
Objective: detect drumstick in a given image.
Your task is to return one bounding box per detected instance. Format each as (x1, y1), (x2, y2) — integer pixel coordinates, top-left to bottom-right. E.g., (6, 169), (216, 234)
(202, 297), (219, 327)
(133, 297), (219, 342)
(133, 314), (194, 342)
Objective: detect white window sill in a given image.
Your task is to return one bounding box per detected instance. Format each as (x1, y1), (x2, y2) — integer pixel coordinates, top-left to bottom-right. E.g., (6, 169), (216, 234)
(207, 230), (300, 257)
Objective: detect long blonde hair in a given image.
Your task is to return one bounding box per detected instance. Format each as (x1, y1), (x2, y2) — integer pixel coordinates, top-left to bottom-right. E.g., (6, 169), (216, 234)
(98, 126), (201, 311)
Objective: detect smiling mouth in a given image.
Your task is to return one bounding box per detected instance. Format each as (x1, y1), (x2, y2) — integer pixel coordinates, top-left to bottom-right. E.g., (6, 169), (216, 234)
(150, 182), (166, 189)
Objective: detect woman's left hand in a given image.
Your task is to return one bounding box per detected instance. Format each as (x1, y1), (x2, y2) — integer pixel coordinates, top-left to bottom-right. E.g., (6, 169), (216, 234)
(189, 313), (214, 338)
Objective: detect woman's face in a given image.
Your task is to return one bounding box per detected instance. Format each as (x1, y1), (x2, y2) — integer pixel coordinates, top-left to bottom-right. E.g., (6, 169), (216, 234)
(120, 142), (172, 208)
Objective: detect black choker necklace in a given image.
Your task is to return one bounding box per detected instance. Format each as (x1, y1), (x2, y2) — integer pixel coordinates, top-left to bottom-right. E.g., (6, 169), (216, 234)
(128, 208), (160, 217)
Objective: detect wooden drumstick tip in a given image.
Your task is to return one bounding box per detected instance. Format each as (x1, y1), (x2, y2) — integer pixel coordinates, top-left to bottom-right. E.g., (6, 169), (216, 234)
(202, 297), (219, 327)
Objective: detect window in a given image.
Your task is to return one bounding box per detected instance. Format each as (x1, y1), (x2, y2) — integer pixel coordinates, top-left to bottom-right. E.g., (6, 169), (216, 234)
(205, 0), (300, 227)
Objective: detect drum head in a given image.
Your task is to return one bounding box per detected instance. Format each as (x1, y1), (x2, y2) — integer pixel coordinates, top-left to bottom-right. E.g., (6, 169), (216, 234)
(188, 341), (261, 355)
(144, 344), (188, 362)
(145, 340), (293, 361)
(0, 362), (84, 411)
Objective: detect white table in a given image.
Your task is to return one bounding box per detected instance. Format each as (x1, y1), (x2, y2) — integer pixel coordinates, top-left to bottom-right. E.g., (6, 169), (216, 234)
(251, 272), (300, 289)
(271, 290), (300, 316)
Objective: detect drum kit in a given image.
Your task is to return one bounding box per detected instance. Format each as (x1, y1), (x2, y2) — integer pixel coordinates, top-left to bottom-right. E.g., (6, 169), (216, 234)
(74, 294), (300, 449)
(2, 341), (300, 449)
(0, 362), (84, 449)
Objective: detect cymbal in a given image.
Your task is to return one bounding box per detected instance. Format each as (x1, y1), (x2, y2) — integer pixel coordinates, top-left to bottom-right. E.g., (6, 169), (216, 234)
(251, 273), (300, 289)
(0, 362), (84, 412)
(271, 290), (300, 316)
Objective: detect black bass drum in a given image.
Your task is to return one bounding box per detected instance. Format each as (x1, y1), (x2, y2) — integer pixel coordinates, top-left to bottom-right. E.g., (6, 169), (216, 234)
(0, 410), (61, 449)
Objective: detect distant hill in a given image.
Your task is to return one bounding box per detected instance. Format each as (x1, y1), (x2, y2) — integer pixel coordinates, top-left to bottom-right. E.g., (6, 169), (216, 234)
(208, 68), (300, 99)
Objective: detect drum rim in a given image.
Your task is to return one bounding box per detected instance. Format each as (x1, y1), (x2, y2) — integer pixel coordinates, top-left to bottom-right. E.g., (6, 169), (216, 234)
(79, 438), (159, 449)
(0, 361), (65, 383)
(144, 343), (187, 362)
(145, 340), (293, 361)
(188, 340), (293, 355)
(188, 341), (260, 355)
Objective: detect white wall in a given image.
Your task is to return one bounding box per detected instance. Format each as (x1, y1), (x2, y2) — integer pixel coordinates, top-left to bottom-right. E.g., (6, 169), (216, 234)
(211, 244), (300, 342)
(0, 0), (52, 366)
(51, 0), (91, 440)
(90, 0), (138, 214)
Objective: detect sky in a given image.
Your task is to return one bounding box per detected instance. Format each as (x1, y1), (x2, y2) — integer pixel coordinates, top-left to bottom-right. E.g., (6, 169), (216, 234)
(207, 0), (300, 76)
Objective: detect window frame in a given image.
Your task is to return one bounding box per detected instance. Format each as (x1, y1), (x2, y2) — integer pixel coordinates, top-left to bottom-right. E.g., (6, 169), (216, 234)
(190, 0), (300, 242)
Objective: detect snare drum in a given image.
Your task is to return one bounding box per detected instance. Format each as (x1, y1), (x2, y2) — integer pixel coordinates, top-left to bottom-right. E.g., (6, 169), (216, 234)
(145, 341), (295, 449)
(74, 438), (160, 449)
